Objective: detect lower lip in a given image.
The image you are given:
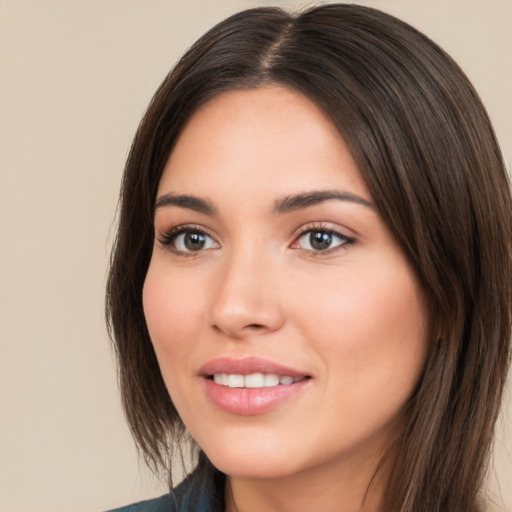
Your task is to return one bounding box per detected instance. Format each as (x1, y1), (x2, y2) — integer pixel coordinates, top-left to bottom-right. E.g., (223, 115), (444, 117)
(203, 378), (310, 415)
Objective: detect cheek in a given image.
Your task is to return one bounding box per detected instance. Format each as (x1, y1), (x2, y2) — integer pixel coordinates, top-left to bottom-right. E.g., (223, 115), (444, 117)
(293, 257), (428, 406)
(298, 260), (425, 339)
(142, 262), (205, 383)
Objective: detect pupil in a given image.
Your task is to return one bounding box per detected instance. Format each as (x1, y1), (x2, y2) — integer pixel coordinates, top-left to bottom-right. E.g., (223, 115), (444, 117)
(184, 232), (205, 251)
(310, 231), (332, 250)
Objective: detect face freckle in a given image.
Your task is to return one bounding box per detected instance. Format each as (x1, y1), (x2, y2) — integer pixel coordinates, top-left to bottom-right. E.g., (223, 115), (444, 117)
(142, 85), (428, 483)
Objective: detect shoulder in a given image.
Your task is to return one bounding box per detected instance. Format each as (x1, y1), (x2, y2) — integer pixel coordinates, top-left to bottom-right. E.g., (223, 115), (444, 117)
(104, 468), (221, 512)
(105, 494), (173, 512)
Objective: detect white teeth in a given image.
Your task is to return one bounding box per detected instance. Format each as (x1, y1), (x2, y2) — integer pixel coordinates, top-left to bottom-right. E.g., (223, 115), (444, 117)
(264, 373), (280, 386)
(228, 374), (244, 388)
(245, 373), (264, 388)
(213, 374), (230, 385)
(212, 373), (303, 388)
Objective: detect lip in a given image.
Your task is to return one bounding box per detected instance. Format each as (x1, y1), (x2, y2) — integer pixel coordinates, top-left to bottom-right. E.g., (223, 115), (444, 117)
(199, 356), (309, 378)
(199, 357), (311, 415)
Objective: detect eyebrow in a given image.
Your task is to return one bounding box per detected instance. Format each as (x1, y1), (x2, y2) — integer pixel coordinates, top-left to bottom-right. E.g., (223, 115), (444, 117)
(155, 193), (217, 215)
(273, 190), (374, 213)
(154, 189), (374, 216)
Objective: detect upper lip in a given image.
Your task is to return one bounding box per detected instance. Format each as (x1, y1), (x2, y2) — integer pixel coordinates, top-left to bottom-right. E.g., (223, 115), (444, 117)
(199, 357), (310, 379)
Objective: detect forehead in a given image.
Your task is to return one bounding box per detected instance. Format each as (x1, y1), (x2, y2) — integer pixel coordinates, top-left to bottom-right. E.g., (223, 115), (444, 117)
(158, 86), (369, 203)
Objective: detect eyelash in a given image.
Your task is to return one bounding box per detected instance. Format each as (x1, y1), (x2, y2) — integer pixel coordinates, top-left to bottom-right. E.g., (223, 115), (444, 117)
(157, 223), (355, 257)
(157, 224), (218, 257)
(292, 223), (355, 255)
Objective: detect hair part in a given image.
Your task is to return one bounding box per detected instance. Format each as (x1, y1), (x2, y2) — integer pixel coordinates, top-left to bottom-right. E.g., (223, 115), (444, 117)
(106, 5), (512, 510)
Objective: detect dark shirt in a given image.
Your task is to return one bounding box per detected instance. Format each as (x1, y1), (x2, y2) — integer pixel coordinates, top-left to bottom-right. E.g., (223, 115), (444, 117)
(106, 467), (223, 512)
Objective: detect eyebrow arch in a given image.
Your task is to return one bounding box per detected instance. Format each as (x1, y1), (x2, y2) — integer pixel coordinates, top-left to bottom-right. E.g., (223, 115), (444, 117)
(273, 190), (374, 214)
(155, 193), (217, 215)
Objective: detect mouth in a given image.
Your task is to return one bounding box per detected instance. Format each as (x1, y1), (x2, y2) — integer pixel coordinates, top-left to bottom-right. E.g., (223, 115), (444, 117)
(209, 373), (308, 388)
(200, 357), (312, 415)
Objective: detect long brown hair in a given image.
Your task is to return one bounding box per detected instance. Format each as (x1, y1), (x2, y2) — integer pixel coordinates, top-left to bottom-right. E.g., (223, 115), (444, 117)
(106, 4), (512, 511)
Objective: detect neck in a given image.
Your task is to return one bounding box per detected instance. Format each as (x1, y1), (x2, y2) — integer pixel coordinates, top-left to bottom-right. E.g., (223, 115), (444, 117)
(224, 454), (389, 512)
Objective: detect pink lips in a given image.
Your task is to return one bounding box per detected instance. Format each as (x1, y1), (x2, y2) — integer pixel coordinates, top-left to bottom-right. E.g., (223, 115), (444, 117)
(199, 357), (311, 415)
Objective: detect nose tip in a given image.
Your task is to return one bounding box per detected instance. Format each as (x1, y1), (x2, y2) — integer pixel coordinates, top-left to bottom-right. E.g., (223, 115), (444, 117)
(210, 300), (285, 339)
(208, 257), (285, 339)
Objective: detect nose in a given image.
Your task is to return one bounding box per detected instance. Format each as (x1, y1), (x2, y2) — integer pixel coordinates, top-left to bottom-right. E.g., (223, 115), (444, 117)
(208, 247), (285, 339)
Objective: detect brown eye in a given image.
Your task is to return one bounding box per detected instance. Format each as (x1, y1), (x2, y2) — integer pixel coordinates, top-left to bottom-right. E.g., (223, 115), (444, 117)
(161, 228), (218, 253)
(182, 232), (207, 251)
(310, 231), (333, 251)
(296, 229), (351, 252)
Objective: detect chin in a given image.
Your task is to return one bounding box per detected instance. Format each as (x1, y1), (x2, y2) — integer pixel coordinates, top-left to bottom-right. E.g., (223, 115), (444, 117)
(210, 454), (303, 480)
(199, 435), (308, 480)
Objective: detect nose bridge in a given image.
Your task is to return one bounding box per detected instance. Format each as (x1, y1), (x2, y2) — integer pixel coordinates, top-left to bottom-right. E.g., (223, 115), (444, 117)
(208, 240), (284, 337)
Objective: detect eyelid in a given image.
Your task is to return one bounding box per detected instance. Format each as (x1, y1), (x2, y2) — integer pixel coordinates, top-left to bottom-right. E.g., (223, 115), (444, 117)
(156, 221), (354, 256)
(290, 222), (355, 254)
(157, 224), (220, 254)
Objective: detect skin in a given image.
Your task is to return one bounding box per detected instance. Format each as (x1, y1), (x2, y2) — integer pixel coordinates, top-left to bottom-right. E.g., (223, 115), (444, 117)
(143, 86), (428, 512)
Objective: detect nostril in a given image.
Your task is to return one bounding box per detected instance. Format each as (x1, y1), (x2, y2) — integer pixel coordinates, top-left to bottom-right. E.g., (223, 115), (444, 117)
(211, 323), (265, 333)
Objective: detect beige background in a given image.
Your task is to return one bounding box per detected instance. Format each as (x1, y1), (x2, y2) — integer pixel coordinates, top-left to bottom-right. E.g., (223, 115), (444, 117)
(0, 1), (510, 511)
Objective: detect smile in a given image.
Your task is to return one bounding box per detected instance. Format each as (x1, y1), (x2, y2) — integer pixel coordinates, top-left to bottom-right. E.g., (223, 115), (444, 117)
(200, 357), (312, 415)
(212, 373), (306, 388)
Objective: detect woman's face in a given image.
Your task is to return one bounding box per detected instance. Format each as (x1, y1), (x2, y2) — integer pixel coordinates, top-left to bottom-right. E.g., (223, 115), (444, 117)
(143, 86), (428, 480)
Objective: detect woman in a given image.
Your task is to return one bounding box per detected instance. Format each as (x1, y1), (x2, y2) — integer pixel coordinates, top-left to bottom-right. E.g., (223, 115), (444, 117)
(106, 4), (512, 512)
